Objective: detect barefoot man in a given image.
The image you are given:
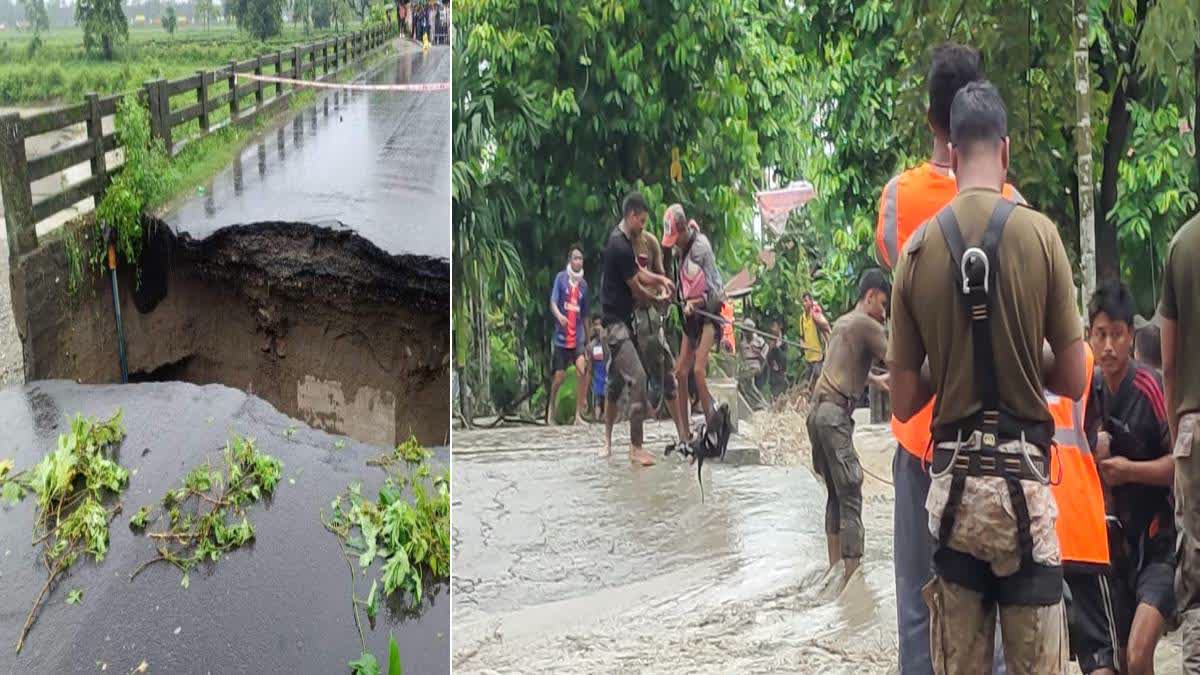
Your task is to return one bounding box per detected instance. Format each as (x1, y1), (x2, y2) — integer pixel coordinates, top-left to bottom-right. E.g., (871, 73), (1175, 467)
(807, 268), (891, 586)
(601, 192), (674, 464)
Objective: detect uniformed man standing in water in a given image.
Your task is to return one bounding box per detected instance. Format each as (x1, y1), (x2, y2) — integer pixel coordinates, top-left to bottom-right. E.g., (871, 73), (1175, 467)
(887, 81), (1087, 673)
(806, 268), (891, 586)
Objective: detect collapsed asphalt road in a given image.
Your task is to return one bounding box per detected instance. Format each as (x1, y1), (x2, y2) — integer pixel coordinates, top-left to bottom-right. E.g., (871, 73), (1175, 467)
(164, 42), (451, 260)
(0, 380), (448, 674)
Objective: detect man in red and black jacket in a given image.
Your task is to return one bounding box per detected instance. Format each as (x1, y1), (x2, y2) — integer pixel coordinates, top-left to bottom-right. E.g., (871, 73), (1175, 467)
(1077, 280), (1175, 675)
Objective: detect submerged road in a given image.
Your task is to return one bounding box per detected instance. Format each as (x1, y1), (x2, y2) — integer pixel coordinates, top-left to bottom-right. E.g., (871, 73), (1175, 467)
(0, 381), (448, 674)
(164, 42), (450, 260)
(451, 420), (899, 674)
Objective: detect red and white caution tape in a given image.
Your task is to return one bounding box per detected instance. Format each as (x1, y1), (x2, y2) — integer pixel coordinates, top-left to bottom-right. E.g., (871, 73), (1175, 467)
(234, 72), (449, 92)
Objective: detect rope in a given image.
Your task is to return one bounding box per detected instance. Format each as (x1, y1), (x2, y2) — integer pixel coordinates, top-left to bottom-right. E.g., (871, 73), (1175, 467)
(233, 72), (450, 92)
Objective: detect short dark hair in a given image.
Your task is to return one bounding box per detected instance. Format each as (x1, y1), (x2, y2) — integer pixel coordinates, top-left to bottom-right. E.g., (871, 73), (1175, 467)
(949, 81), (1008, 156)
(568, 243), (583, 258)
(1088, 279), (1136, 328)
(857, 268), (891, 302)
(622, 191), (648, 217)
(802, 292), (813, 301)
(929, 43), (983, 136)
(1136, 324), (1162, 369)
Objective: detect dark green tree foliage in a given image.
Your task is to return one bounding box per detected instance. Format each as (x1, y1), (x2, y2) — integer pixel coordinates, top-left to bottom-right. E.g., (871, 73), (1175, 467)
(311, 0), (333, 28)
(161, 4), (178, 33)
(454, 0), (810, 385)
(75, 0), (128, 60)
(232, 0), (283, 40)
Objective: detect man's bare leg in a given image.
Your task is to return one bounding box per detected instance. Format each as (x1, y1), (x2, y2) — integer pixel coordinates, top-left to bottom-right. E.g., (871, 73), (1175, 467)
(602, 394), (617, 457)
(827, 534), (842, 567)
(672, 339), (695, 444)
(573, 355), (588, 425)
(1125, 602), (1166, 675)
(693, 324), (718, 423)
(548, 369), (566, 424)
(628, 389), (655, 466)
(843, 557), (860, 584)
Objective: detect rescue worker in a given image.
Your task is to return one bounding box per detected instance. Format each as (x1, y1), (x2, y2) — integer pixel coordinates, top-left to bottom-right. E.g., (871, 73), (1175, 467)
(1049, 344), (1112, 674)
(629, 212), (677, 427)
(798, 292), (830, 390)
(548, 244), (589, 425)
(738, 318), (770, 411)
(1158, 211), (1200, 672)
(887, 81), (1087, 673)
(600, 192), (675, 464)
(662, 205), (726, 446)
(1073, 280), (1174, 675)
(875, 42), (1026, 675)
(806, 268), (892, 586)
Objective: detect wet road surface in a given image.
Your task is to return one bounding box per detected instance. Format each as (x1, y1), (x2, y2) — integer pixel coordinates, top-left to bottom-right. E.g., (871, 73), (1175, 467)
(164, 43), (450, 260)
(0, 380), (448, 674)
(451, 420), (899, 674)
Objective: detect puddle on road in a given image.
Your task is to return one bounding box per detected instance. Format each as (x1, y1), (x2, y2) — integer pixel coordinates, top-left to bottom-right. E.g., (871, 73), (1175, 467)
(451, 421), (899, 674)
(0, 380), (449, 674)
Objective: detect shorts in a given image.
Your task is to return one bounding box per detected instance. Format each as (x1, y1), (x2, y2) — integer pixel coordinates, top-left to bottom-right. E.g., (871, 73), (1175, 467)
(806, 399), (863, 559)
(634, 306), (676, 400)
(604, 321), (646, 406)
(552, 344), (583, 373)
(683, 313), (719, 349)
(1065, 571), (1119, 673)
(1066, 539), (1175, 673)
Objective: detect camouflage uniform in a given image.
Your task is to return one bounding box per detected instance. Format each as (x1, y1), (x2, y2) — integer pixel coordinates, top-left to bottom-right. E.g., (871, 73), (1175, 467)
(1174, 412), (1200, 674)
(924, 436), (1068, 674)
(633, 305), (676, 402)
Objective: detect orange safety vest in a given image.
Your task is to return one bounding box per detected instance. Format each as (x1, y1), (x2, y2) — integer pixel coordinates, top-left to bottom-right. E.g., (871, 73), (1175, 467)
(877, 166), (1025, 461)
(1049, 344), (1109, 569)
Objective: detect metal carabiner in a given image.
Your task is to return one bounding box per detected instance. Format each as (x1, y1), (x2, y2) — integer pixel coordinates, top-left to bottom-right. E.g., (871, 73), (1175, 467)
(961, 247), (990, 295)
(1018, 431), (1050, 486)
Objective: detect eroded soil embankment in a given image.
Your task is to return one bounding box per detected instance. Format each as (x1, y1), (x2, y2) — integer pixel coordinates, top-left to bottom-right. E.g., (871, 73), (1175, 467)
(8, 218), (450, 447)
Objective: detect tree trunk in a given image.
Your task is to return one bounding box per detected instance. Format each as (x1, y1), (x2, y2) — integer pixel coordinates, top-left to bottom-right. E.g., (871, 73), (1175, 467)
(1097, 75), (1132, 283)
(1195, 43), (1199, 183)
(1073, 0), (1097, 305)
(102, 33), (112, 60)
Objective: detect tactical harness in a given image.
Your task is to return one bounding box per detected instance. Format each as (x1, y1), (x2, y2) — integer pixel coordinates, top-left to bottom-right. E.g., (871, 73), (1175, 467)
(927, 199), (1062, 605)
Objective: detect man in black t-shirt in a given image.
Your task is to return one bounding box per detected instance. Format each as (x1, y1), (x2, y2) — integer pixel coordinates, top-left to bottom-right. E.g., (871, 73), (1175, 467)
(601, 192), (674, 465)
(1075, 280), (1175, 675)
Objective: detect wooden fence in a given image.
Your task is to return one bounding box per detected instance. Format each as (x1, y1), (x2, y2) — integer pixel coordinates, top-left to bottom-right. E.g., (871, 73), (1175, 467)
(0, 15), (398, 261)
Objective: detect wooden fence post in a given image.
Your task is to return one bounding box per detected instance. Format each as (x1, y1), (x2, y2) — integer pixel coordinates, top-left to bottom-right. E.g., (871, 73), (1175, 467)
(157, 79), (173, 156)
(85, 93), (108, 196)
(254, 56), (264, 112)
(275, 52), (284, 98)
(197, 70), (210, 134)
(0, 113), (36, 258)
(293, 46), (301, 88)
(143, 79), (160, 141)
(228, 60), (240, 121)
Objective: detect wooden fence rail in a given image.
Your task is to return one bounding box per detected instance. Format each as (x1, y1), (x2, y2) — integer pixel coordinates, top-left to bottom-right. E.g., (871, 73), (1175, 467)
(1, 14), (398, 261)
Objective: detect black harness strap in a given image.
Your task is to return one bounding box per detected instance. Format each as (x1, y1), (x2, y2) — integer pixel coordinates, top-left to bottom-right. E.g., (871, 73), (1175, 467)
(933, 198), (1040, 566)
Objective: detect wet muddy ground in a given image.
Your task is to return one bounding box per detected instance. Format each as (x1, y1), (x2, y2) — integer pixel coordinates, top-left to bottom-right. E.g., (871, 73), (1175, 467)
(452, 407), (1184, 673)
(0, 380), (448, 674)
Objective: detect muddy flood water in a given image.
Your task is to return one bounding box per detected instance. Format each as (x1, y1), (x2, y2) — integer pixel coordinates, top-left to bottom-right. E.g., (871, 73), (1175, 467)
(452, 409), (1185, 674)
